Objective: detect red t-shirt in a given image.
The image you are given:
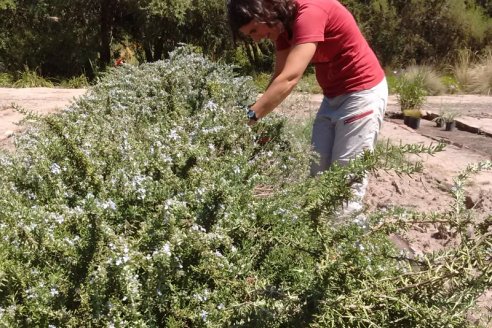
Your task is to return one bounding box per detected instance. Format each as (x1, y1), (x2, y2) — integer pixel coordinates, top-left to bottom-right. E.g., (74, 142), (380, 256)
(276, 0), (384, 98)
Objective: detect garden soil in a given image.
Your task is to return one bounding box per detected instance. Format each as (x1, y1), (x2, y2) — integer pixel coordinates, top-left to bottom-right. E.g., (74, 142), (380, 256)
(1, 88), (491, 324)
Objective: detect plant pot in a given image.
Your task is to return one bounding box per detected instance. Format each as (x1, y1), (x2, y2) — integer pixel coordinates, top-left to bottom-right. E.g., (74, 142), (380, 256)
(403, 115), (410, 125)
(405, 116), (421, 129)
(435, 121), (444, 128)
(445, 121), (455, 131)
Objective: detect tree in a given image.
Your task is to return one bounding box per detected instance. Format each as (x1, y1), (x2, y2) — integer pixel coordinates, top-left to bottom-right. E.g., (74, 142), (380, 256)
(0, 0), (15, 9)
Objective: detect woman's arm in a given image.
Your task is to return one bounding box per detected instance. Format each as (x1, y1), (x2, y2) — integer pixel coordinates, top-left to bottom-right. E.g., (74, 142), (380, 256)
(251, 42), (317, 119)
(266, 47), (289, 88)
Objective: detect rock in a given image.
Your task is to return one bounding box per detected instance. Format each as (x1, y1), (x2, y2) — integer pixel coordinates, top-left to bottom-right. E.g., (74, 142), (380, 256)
(437, 182), (453, 192)
(4, 130), (14, 138)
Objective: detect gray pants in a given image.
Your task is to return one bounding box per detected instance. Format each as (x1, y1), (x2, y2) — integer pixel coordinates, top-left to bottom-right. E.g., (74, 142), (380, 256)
(311, 78), (388, 216)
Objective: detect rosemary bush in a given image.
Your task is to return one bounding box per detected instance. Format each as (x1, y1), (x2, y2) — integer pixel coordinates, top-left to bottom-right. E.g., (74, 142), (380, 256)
(0, 46), (490, 327)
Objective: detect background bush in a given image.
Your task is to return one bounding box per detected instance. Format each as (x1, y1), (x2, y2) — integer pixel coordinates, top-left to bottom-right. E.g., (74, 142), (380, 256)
(0, 0), (490, 79)
(0, 47), (490, 327)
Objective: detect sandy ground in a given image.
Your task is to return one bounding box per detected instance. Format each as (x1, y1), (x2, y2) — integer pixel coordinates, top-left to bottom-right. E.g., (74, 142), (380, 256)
(1, 88), (492, 324)
(0, 88), (86, 148)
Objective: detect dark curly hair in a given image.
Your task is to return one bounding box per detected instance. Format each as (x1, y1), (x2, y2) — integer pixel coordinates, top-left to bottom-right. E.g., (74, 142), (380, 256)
(227, 0), (297, 43)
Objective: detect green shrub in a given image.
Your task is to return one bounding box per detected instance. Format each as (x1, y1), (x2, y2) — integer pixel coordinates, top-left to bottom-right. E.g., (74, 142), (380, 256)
(13, 67), (54, 88)
(0, 46), (490, 327)
(59, 74), (90, 89)
(395, 72), (427, 111)
(0, 72), (13, 87)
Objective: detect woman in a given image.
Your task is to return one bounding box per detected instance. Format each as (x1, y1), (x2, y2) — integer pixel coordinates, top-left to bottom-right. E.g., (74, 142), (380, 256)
(228, 0), (388, 217)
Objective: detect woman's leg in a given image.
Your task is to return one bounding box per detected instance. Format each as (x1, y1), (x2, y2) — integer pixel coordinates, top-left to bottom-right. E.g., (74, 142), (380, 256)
(310, 96), (336, 176)
(332, 79), (388, 166)
(332, 79), (388, 219)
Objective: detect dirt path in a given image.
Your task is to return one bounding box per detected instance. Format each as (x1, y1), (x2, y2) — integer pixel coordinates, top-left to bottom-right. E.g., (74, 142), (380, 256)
(0, 88), (86, 149)
(1, 87), (491, 324)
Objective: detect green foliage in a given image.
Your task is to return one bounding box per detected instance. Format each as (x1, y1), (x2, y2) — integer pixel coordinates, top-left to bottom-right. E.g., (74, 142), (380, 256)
(395, 73), (427, 111)
(440, 75), (460, 94)
(13, 67), (54, 88)
(0, 0), (101, 77)
(0, 46), (490, 327)
(343, 0), (492, 67)
(342, 0), (400, 66)
(59, 74), (90, 89)
(295, 72), (323, 94)
(402, 109), (422, 118)
(252, 72), (271, 91)
(287, 115), (314, 146)
(384, 71), (399, 95)
(1, 0), (491, 79)
(0, 0), (15, 10)
(0, 72), (13, 86)
(253, 71), (321, 94)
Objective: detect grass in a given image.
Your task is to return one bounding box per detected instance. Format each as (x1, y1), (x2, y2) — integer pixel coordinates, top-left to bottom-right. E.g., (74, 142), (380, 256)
(58, 74), (90, 88)
(453, 47), (492, 95)
(0, 69), (90, 89)
(468, 48), (492, 95)
(295, 72), (322, 93)
(13, 67), (54, 88)
(403, 65), (445, 96)
(454, 49), (475, 92)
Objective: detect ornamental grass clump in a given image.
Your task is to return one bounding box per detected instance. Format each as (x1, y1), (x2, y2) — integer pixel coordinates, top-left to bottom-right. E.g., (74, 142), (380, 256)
(0, 46), (490, 327)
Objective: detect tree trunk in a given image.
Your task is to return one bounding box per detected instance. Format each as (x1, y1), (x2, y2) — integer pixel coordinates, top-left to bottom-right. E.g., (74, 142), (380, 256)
(153, 36), (164, 61)
(100, 0), (114, 67)
(143, 41), (154, 62)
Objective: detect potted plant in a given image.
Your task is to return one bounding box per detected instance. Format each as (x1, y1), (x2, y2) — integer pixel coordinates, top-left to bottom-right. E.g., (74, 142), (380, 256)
(440, 110), (460, 131)
(432, 116), (445, 128)
(395, 73), (427, 129)
(402, 109), (422, 129)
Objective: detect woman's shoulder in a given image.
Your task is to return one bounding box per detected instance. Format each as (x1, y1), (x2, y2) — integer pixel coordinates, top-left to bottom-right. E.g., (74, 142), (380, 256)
(295, 0), (342, 10)
(295, 0), (356, 25)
